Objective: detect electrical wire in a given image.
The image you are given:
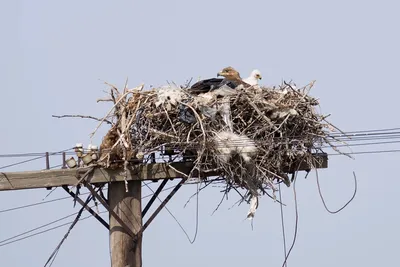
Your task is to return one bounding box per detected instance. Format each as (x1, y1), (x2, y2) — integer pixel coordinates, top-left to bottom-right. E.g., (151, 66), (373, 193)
(281, 171), (301, 267)
(0, 136), (399, 173)
(315, 170), (357, 214)
(44, 194), (92, 267)
(0, 206), (95, 246)
(0, 127), (400, 159)
(0, 196), (74, 214)
(328, 127), (400, 135)
(320, 140), (400, 149)
(0, 148), (74, 170)
(0, 210), (107, 247)
(143, 182), (200, 244)
(0, 182), (183, 215)
(0, 127), (398, 252)
(278, 183), (288, 267)
(0, 182), (201, 248)
(0, 152), (75, 158)
(328, 149), (400, 156)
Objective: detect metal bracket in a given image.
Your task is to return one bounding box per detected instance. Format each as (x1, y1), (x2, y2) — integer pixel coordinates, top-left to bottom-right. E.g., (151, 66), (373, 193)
(135, 178), (186, 241)
(62, 185), (109, 229)
(84, 180), (136, 238)
(142, 179), (169, 218)
(74, 167), (136, 239)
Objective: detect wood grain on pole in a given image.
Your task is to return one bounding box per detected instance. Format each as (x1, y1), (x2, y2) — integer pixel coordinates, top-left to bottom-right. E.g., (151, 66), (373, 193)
(109, 181), (142, 267)
(0, 162), (195, 191)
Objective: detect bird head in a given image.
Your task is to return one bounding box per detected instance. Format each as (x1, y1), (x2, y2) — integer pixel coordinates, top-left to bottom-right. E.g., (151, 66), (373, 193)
(251, 69), (262, 80)
(217, 66), (241, 80)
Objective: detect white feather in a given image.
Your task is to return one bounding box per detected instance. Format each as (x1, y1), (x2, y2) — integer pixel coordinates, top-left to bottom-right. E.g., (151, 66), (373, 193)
(246, 195), (259, 220)
(155, 84), (184, 109)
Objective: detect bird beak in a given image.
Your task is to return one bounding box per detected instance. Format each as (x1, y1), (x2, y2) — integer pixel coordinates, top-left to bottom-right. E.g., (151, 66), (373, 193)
(259, 76), (262, 80)
(217, 71), (226, 77)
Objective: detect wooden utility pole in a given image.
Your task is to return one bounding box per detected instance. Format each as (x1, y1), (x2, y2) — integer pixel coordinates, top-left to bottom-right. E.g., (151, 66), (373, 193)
(109, 181), (142, 267)
(0, 153), (328, 267)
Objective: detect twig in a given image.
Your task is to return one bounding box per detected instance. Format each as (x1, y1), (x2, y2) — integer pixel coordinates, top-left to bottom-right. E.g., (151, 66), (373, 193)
(90, 84), (144, 139)
(52, 115), (113, 125)
(96, 98), (113, 103)
(166, 163), (189, 178)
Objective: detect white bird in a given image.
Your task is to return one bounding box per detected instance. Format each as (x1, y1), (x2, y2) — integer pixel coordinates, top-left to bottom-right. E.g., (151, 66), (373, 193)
(243, 69), (262, 86)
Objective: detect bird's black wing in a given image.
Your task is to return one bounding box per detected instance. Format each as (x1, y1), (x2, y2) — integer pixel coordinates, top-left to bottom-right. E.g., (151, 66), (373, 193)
(188, 78), (242, 94)
(188, 78), (224, 93)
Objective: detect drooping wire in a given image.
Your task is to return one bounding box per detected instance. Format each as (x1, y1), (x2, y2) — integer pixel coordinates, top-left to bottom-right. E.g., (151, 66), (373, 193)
(278, 183), (288, 267)
(315, 170), (357, 214)
(143, 182), (200, 244)
(191, 181), (200, 244)
(281, 170), (304, 267)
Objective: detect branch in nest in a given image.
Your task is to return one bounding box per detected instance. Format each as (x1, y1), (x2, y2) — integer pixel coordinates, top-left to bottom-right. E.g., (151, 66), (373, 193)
(96, 98), (113, 103)
(90, 84), (145, 139)
(52, 114), (113, 125)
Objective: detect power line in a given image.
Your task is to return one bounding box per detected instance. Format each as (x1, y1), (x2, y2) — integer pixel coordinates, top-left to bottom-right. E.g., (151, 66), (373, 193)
(0, 148), (74, 170)
(0, 127), (400, 159)
(0, 182), (178, 215)
(143, 182), (200, 244)
(321, 140), (400, 149)
(0, 210), (107, 248)
(0, 196), (73, 214)
(0, 182), (194, 247)
(328, 127), (400, 135)
(315, 170), (357, 214)
(278, 183), (288, 267)
(328, 149), (400, 156)
(329, 130), (400, 138)
(0, 183), (162, 217)
(0, 152), (75, 158)
(0, 139), (396, 172)
(0, 207), (94, 246)
(44, 194), (93, 267)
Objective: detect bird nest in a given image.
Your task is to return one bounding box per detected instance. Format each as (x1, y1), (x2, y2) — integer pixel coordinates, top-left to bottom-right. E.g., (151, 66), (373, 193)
(94, 80), (337, 203)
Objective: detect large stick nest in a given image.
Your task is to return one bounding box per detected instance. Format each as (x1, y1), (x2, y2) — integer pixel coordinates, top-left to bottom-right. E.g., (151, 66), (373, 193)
(95, 80), (336, 199)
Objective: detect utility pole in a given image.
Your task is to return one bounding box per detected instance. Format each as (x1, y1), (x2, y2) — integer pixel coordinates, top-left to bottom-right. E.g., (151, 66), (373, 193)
(0, 153), (328, 267)
(109, 181), (142, 267)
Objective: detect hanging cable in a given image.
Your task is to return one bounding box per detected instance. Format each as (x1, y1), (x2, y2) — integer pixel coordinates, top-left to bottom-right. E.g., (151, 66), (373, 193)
(282, 171), (300, 267)
(278, 183), (288, 267)
(315, 170), (357, 214)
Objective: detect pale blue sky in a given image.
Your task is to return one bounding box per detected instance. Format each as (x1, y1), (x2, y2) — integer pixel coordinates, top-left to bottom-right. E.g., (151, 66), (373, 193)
(1, 0), (400, 266)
